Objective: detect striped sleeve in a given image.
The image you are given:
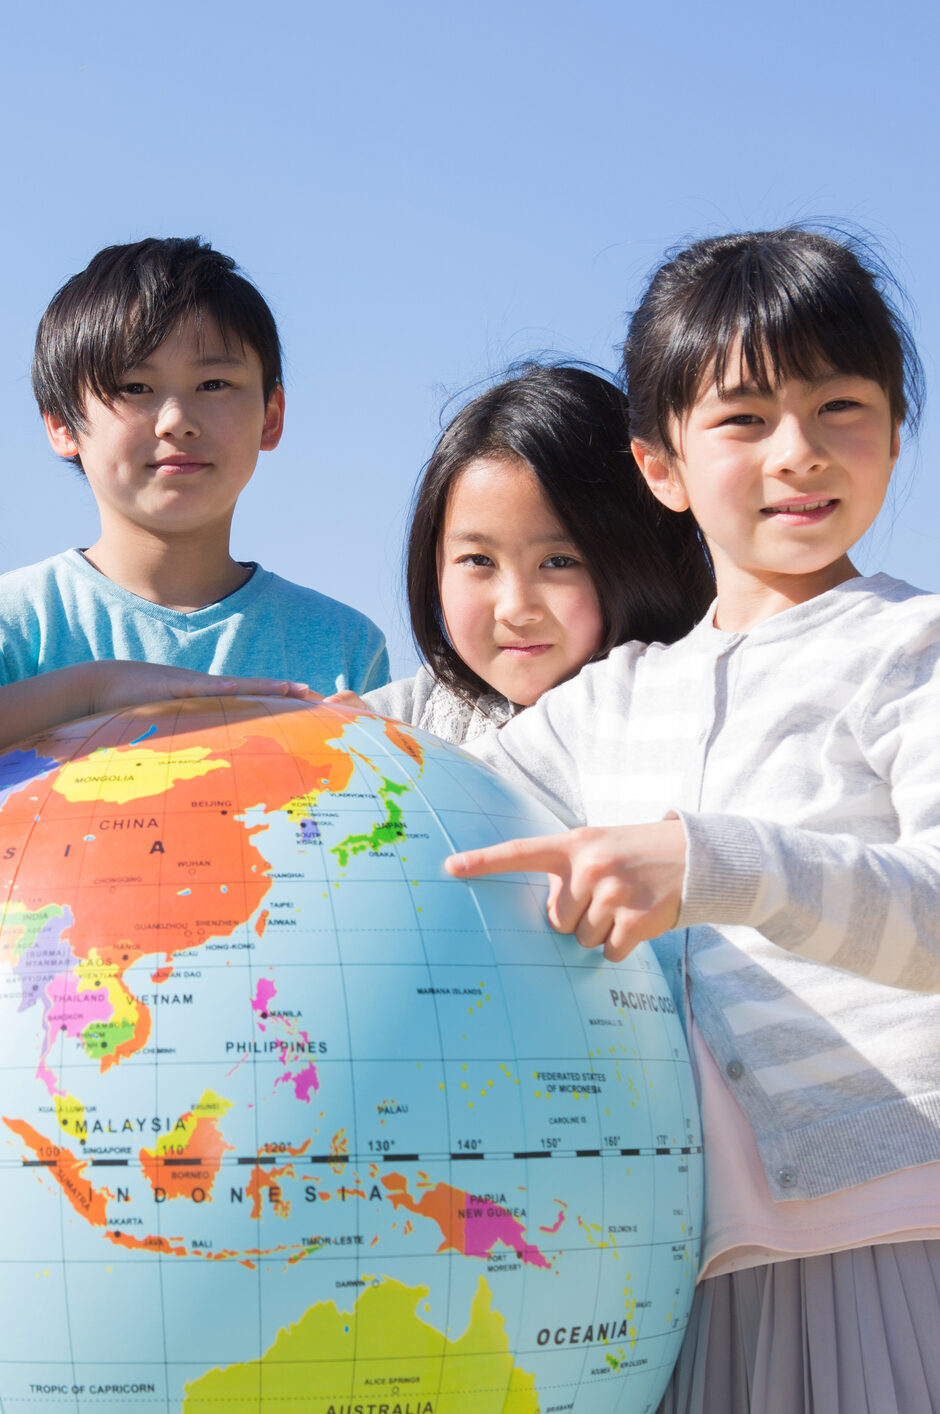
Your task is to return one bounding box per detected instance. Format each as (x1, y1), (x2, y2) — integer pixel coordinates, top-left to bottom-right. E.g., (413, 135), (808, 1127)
(676, 624), (940, 992)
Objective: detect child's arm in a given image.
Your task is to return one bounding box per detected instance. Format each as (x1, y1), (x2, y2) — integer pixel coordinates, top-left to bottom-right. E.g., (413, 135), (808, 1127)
(450, 633), (940, 990)
(0, 661), (313, 753)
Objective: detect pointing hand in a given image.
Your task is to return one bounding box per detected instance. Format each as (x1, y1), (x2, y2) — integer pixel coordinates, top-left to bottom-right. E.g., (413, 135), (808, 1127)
(445, 821), (687, 962)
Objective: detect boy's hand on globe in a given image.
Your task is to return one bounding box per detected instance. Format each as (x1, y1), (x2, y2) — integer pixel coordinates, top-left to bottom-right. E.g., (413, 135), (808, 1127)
(0, 664), (321, 755)
(445, 821), (687, 962)
(86, 661), (317, 713)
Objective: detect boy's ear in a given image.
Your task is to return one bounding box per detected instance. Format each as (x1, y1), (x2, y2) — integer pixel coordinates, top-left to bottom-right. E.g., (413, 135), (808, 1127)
(260, 387), (285, 451)
(632, 440), (690, 513)
(43, 412), (81, 460)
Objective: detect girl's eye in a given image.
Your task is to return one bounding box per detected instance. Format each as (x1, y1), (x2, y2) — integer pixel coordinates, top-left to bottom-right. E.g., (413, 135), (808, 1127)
(821, 397), (859, 413)
(119, 381), (151, 396)
(542, 554), (579, 569)
(456, 553), (494, 568)
(719, 412), (762, 427)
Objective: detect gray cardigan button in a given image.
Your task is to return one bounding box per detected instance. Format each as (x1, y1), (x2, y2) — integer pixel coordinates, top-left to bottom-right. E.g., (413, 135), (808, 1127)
(726, 1059), (744, 1080)
(777, 1167), (797, 1188)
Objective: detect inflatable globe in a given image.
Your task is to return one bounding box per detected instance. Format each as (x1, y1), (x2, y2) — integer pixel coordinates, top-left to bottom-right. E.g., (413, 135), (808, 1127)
(0, 697), (701, 1413)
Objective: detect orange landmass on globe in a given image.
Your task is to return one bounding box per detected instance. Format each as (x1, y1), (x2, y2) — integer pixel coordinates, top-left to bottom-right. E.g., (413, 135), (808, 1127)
(105, 1231), (187, 1256)
(260, 1138), (311, 1158)
(3, 1117), (112, 1225)
(384, 719), (424, 769)
(0, 702), (364, 1077)
(139, 1090), (234, 1199)
(381, 1172), (551, 1269)
(329, 1127), (349, 1172)
(2, 756), (275, 963)
(0, 706), (363, 948)
(4, 1111), (321, 1268)
(246, 1164), (293, 1219)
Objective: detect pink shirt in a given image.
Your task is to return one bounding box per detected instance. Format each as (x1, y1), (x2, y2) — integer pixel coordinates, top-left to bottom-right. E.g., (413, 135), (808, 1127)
(694, 1024), (940, 1281)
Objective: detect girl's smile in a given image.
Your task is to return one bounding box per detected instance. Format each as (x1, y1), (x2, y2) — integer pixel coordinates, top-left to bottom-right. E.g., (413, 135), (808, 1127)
(438, 456), (604, 706)
(760, 496), (838, 522)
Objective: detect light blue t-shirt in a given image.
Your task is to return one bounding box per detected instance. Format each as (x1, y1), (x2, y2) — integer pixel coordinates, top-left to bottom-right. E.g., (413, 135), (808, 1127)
(0, 550), (390, 696)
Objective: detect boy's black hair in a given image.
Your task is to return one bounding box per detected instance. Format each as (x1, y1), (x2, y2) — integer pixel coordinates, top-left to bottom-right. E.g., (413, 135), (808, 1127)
(407, 363), (714, 702)
(622, 226), (923, 455)
(32, 237), (283, 443)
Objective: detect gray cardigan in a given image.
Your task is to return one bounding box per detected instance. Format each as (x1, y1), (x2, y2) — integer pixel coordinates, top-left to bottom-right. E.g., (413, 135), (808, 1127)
(468, 576), (940, 1201)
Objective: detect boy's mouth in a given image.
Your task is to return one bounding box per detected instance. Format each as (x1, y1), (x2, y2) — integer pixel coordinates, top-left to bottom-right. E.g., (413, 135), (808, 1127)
(151, 457), (210, 475)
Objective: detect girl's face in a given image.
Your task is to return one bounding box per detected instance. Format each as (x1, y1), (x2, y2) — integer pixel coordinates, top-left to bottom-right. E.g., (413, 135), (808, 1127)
(635, 361), (900, 628)
(438, 457), (604, 706)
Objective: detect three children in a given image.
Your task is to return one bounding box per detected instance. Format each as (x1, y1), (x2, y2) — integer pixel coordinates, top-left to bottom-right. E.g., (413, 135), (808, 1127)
(5, 226), (939, 1414)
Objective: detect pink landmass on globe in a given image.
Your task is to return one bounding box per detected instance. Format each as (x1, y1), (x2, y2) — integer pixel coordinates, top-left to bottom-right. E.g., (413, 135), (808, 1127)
(251, 978), (277, 1021)
(274, 1061), (320, 1102)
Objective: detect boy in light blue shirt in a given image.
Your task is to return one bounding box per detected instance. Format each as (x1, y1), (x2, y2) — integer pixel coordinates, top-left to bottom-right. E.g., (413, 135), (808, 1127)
(2, 238), (389, 696)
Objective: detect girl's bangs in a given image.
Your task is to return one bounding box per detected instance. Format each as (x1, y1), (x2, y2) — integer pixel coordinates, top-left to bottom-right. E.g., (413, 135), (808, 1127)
(698, 254), (893, 403)
(628, 228), (922, 455)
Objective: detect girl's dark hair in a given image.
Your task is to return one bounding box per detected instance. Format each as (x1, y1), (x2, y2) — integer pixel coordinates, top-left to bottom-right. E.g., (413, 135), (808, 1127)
(622, 226), (923, 455)
(33, 237), (282, 460)
(407, 363), (714, 700)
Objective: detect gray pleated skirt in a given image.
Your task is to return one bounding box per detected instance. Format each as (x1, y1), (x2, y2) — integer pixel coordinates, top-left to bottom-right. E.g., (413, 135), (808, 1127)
(656, 1241), (940, 1414)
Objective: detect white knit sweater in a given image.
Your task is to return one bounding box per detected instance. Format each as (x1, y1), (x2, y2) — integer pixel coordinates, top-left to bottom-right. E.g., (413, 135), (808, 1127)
(467, 575), (940, 1200)
(365, 665), (516, 744)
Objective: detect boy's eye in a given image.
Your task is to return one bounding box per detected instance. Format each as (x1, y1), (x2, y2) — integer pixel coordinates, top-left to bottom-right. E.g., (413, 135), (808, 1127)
(199, 379), (230, 392)
(542, 554), (579, 569)
(719, 412), (762, 427)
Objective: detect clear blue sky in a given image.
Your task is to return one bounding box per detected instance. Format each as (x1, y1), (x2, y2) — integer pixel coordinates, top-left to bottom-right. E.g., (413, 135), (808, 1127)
(3, 0), (938, 675)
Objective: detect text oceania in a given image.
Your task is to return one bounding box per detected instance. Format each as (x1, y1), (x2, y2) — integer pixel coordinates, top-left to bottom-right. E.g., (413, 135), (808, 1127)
(537, 1319), (631, 1346)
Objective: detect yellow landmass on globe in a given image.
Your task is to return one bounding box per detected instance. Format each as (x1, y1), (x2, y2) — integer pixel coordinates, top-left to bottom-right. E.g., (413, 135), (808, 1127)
(182, 1275), (539, 1413)
(53, 745), (228, 804)
(54, 1092), (86, 1142)
(144, 1089), (233, 1159)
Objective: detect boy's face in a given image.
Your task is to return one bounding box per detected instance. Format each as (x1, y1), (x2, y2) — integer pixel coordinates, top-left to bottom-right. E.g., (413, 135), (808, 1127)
(44, 316), (284, 541)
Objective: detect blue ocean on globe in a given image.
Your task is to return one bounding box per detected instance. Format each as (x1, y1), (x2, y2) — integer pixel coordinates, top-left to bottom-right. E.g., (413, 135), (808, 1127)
(0, 696), (702, 1412)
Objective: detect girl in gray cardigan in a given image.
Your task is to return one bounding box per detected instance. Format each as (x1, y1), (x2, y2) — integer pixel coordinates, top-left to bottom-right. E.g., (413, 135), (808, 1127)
(448, 229), (940, 1414)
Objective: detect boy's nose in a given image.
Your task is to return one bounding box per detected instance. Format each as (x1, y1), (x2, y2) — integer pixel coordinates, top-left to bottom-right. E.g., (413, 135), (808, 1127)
(154, 397), (199, 438)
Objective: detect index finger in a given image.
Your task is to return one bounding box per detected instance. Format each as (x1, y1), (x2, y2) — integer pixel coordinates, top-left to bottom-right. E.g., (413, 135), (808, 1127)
(445, 833), (570, 879)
